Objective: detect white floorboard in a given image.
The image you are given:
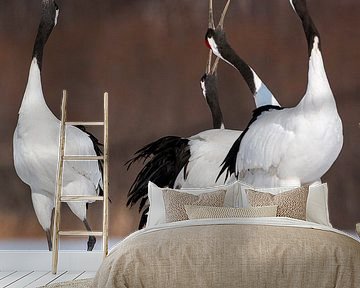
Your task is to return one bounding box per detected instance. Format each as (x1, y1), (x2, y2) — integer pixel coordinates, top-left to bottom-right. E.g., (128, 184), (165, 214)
(0, 251), (102, 271)
(0, 271), (32, 287)
(0, 250), (100, 287)
(0, 272), (15, 282)
(5, 271), (48, 288)
(23, 271), (67, 288)
(48, 271), (84, 284)
(0, 238), (122, 287)
(0, 271), (95, 288)
(75, 271), (96, 280)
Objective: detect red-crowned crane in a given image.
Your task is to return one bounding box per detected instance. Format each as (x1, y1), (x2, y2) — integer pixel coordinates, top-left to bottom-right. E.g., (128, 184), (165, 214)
(218, 0), (343, 187)
(13, 0), (103, 251)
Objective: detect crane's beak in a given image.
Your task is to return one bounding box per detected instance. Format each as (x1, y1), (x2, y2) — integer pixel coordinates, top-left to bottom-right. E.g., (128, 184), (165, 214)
(211, 57), (220, 75)
(208, 0), (215, 29)
(205, 49), (219, 75)
(217, 0), (231, 29)
(206, 49), (212, 74)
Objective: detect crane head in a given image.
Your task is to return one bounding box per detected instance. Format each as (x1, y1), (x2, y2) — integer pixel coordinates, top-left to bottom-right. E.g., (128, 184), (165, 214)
(205, 0), (230, 56)
(200, 50), (219, 99)
(41, 0), (60, 28)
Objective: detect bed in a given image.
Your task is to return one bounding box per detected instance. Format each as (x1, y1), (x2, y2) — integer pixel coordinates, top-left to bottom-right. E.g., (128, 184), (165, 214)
(92, 218), (360, 288)
(92, 182), (360, 287)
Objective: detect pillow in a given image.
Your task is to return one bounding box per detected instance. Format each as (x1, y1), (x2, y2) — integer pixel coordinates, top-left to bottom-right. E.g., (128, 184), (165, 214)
(238, 182), (331, 226)
(175, 181), (240, 208)
(184, 205), (278, 220)
(306, 183), (331, 226)
(146, 181), (238, 228)
(162, 190), (226, 223)
(245, 186), (309, 220)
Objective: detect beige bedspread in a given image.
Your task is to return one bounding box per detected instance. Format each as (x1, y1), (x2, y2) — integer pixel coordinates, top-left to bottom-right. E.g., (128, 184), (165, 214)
(92, 219), (360, 288)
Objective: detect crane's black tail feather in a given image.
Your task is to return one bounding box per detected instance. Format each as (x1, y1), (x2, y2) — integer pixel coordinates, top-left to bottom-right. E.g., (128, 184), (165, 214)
(126, 136), (190, 229)
(138, 206), (149, 230)
(217, 137), (241, 183)
(75, 125), (104, 197)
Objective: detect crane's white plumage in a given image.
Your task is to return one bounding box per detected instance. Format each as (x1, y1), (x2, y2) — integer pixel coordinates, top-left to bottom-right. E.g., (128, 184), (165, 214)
(235, 37), (343, 187)
(174, 129), (240, 188)
(13, 1), (102, 250)
(13, 59), (102, 230)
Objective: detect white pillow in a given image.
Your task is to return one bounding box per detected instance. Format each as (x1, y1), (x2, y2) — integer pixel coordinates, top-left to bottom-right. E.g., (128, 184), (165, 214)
(147, 181), (239, 228)
(238, 182), (331, 226)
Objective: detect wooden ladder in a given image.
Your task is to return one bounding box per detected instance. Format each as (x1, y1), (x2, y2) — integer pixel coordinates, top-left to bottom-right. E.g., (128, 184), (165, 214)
(52, 90), (109, 274)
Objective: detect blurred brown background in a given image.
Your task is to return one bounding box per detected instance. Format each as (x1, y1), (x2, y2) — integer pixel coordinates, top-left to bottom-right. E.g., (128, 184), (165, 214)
(0, 0), (359, 242)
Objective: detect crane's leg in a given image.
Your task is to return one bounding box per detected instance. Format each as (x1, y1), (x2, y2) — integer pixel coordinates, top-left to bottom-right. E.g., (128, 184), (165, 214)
(83, 219), (96, 251)
(66, 200), (96, 251)
(31, 192), (54, 251)
(46, 229), (52, 251)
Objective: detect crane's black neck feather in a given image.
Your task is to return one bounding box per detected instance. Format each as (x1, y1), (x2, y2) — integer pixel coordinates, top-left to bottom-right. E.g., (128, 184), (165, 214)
(217, 105), (284, 182)
(206, 28), (256, 95)
(292, 0), (321, 56)
(201, 73), (224, 129)
(32, 0), (58, 70)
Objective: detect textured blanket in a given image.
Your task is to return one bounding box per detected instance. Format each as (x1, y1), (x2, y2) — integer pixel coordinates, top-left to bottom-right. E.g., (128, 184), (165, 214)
(92, 218), (360, 288)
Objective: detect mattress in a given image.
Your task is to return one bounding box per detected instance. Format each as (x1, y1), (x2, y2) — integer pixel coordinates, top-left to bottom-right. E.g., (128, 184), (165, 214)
(92, 218), (360, 287)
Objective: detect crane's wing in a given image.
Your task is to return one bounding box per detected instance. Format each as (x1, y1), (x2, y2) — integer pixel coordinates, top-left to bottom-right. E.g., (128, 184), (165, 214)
(63, 125), (103, 195)
(236, 107), (296, 186)
(218, 105), (284, 183)
(175, 129), (241, 188)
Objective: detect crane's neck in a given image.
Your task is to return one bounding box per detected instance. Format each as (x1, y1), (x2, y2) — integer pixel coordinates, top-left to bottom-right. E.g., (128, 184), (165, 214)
(300, 37), (335, 110)
(209, 36), (279, 108)
(206, 92), (225, 129)
(19, 1), (57, 118)
(201, 74), (225, 129)
(216, 42), (256, 95)
(295, 3), (321, 57)
(32, 4), (56, 71)
(296, 2), (335, 110)
(19, 58), (54, 117)
(223, 48), (280, 107)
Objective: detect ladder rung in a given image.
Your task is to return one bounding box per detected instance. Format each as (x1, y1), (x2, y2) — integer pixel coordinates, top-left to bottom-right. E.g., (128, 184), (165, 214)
(61, 196), (104, 202)
(59, 231), (103, 237)
(67, 121), (104, 126)
(63, 155), (104, 161)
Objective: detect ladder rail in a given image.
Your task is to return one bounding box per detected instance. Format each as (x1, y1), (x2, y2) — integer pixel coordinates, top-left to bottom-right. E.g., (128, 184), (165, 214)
(52, 90), (67, 274)
(52, 91), (109, 274)
(102, 92), (109, 259)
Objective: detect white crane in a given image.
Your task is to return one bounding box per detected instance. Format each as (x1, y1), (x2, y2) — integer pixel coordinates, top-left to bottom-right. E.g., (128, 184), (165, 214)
(13, 0), (103, 251)
(219, 0), (343, 187)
